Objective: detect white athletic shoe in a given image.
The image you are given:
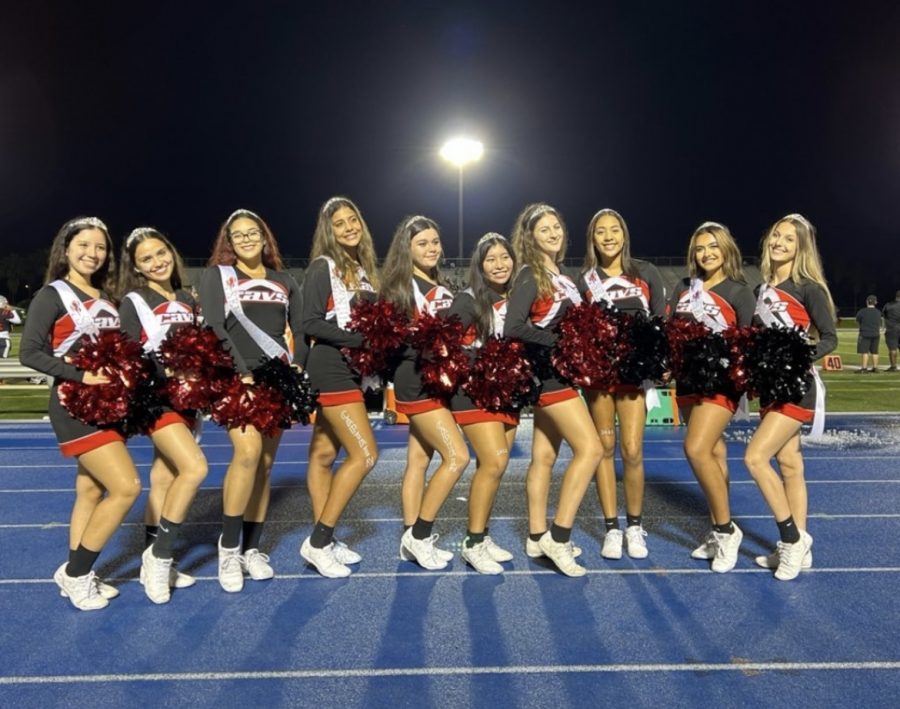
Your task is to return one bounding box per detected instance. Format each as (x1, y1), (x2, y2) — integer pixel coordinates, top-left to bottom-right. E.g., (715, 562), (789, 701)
(625, 526), (649, 559)
(691, 531), (717, 560)
(59, 575), (119, 600)
(169, 567), (196, 588)
(462, 539), (504, 575)
(538, 531), (586, 577)
(54, 563), (108, 611)
(601, 529), (624, 560)
(774, 532), (813, 581)
(300, 538), (351, 578)
(711, 524), (743, 573)
(241, 549), (275, 580)
(217, 536), (244, 593)
(526, 537), (583, 559)
(483, 536), (513, 563)
(140, 546), (173, 604)
(756, 531), (813, 571)
(399, 528), (448, 570)
(333, 539), (362, 565)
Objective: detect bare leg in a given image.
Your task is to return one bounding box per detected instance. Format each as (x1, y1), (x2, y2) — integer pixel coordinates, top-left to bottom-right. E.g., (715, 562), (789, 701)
(307, 415), (340, 521)
(744, 412), (804, 523)
(407, 408), (470, 522)
(617, 392), (647, 518)
(527, 406), (562, 535)
(149, 423), (208, 523)
(401, 431), (434, 526)
(244, 430), (283, 523)
(75, 442), (142, 551)
(70, 463), (105, 551)
(586, 390), (618, 519)
(463, 421), (514, 534)
(682, 402), (735, 525)
(223, 425), (264, 517)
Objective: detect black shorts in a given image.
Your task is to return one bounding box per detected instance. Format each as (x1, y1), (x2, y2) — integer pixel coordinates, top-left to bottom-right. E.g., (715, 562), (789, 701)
(49, 386), (125, 457)
(885, 329), (899, 350)
(857, 335), (879, 354)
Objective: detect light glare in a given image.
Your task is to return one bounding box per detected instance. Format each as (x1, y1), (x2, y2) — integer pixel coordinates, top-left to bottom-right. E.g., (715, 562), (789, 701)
(440, 137), (484, 167)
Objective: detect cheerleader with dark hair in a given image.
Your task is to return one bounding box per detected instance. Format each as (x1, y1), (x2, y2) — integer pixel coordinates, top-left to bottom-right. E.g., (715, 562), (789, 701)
(670, 222), (755, 573)
(381, 216), (470, 570)
(20, 217), (141, 610)
(580, 209), (666, 560)
(198, 209), (305, 592)
(300, 197), (380, 578)
(744, 214), (837, 581)
(118, 227), (208, 603)
(506, 203), (603, 577)
(448, 233), (519, 574)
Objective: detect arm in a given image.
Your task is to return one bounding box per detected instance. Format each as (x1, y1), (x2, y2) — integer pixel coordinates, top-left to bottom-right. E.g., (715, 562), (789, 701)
(299, 260), (364, 348)
(447, 291), (476, 331)
(198, 266), (249, 374)
(645, 263), (667, 318)
(286, 273), (309, 368)
(733, 285), (757, 327)
(118, 295), (143, 343)
(18, 287), (84, 381)
(807, 284), (837, 359)
(9, 309), (23, 325)
(505, 269), (558, 347)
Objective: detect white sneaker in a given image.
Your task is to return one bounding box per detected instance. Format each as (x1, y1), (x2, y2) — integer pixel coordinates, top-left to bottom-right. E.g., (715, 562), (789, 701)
(756, 530), (813, 571)
(140, 546), (173, 604)
(170, 567), (196, 588)
(484, 536), (513, 562)
(333, 539), (362, 565)
(601, 529), (624, 559)
(59, 575), (119, 600)
(625, 526), (649, 559)
(462, 539), (504, 575)
(218, 536), (244, 593)
(526, 537), (583, 559)
(241, 549), (275, 580)
(691, 531), (716, 560)
(538, 531), (586, 577)
(399, 528), (448, 570)
(711, 524), (743, 573)
(774, 532), (813, 581)
(54, 563), (108, 611)
(300, 537), (351, 578)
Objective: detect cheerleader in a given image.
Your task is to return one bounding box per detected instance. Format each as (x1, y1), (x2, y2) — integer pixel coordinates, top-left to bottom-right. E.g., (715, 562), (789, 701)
(448, 233), (519, 575)
(198, 209), (305, 592)
(118, 227), (209, 603)
(580, 209), (666, 560)
(671, 222), (755, 572)
(506, 203), (603, 577)
(381, 216), (470, 570)
(744, 214), (837, 580)
(300, 197), (379, 578)
(20, 217), (142, 610)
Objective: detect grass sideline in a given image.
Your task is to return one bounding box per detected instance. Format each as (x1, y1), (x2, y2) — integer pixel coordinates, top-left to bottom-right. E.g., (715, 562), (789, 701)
(2, 329), (898, 420)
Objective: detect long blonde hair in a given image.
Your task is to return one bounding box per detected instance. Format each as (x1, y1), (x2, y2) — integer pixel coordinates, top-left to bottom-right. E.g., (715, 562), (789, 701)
(310, 196), (380, 290)
(760, 213), (836, 319)
(687, 221), (745, 282)
(511, 203), (567, 298)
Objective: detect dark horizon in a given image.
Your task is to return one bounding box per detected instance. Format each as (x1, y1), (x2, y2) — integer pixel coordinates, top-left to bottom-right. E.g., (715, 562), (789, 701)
(2, 1), (899, 307)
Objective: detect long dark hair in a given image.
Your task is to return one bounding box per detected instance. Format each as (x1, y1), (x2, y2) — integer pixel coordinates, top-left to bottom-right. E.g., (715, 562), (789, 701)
(467, 233), (516, 342)
(583, 208), (640, 279)
(380, 215), (446, 316)
(207, 209), (284, 270)
(117, 227), (188, 298)
(44, 216), (116, 292)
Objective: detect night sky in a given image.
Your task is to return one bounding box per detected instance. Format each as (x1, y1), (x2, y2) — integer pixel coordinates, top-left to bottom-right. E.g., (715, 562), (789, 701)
(2, 1), (899, 306)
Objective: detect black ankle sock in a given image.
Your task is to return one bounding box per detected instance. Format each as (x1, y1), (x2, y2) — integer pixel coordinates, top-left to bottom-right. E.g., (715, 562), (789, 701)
(412, 517), (434, 540)
(242, 520), (264, 552)
(310, 521), (335, 549)
(712, 521), (735, 535)
(529, 532), (545, 543)
(550, 523), (571, 544)
(604, 517), (620, 532)
(152, 517), (181, 560)
(66, 544), (100, 578)
(626, 514), (642, 528)
(776, 516), (801, 544)
(466, 531), (486, 548)
(221, 514), (243, 548)
(145, 525), (159, 549)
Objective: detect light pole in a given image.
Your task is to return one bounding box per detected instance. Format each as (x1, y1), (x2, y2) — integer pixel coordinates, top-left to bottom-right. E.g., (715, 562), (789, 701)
(440, 137), (483, 260)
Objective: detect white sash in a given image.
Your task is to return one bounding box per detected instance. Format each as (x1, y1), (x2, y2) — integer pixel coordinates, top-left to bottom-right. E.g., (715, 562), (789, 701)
(551, 271), (582, 306)
(584, 268), (613, 307)
(49, 280), (101, 357)
(219, 265), (290, 363)
(124, 292), (167, 354)
(461, 287), (506, 348)
(755, 284), (825, 437)
(689, 278), (724, 333)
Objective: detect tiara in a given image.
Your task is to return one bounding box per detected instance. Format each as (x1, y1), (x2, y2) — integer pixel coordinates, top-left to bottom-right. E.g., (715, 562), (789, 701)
(125, 227), (158, 248)
(226, 208), (262, 223)
(68, 216), (108, 233)
(322, 196), (352, 213)
(477, 232), (507, 246)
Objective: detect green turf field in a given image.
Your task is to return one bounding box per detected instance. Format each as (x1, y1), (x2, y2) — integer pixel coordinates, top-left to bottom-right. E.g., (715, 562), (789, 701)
(2, 329), (897, 420)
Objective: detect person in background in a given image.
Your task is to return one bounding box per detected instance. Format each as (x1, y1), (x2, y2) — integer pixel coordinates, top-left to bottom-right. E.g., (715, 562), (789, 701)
(882, 290), (900, 371)
(855, 294), (882, 373)
(0, 295), (23, 358)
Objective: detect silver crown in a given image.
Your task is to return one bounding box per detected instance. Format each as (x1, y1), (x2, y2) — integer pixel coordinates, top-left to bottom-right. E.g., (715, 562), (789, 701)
(125, 226), (158, 248)
(68, 216), (108, 233)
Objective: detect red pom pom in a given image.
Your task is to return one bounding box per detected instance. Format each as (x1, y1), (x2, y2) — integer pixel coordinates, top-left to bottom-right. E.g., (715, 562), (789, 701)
(724, 325), (758, 396)
(463, 337), (536, 412)
(551, 303), (620, 389)
(408, 311), (469, 396)
(58, 332), (152, 426)
(159, 324), (236, 412)
(342, 299), (409, 377)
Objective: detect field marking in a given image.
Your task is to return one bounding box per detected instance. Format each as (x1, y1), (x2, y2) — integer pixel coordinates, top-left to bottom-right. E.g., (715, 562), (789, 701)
(2, 659), (900, 686)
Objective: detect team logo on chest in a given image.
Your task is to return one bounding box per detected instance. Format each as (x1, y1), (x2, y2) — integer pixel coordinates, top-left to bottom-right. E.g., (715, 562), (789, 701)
(239, 279), (288, 305)
(90, 300), (120, 330)
(154, 300), (195, 325)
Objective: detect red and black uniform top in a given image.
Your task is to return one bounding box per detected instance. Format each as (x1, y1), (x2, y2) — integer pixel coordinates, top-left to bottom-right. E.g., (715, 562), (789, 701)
(119, 287), (196, 373)
(198, 265), (306, 374)
(580, 259), (667, 317)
